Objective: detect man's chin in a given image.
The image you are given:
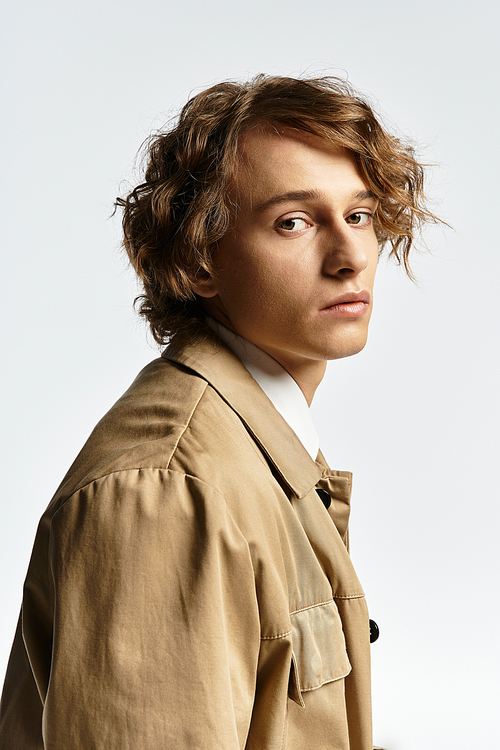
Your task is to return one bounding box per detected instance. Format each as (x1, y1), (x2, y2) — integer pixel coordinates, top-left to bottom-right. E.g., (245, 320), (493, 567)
(324, 337), (369, 362)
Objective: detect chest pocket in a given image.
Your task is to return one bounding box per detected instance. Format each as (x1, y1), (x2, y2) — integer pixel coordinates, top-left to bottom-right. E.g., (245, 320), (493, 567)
(288, 599), (351, 707)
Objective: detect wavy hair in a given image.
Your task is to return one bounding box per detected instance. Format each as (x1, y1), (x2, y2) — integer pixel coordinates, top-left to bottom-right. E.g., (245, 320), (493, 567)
(116, 75), (438, 345)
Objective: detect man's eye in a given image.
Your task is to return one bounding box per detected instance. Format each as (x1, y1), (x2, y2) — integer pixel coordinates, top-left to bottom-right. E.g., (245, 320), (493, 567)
(345, 212), (371, 226)
(278, 218), (309, 231)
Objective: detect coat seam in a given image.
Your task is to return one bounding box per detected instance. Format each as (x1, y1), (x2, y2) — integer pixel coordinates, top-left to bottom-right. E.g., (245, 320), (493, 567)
(262, 596), (363, 640)
(55, 464), (217, 504)
(165, 381), (209, 468)
(300, 669), (352, 693)
(261, 630), (292, 640)
(332, 593), (365, 600)
(288, 594), (364, 615)
(289, 598), (333, 616)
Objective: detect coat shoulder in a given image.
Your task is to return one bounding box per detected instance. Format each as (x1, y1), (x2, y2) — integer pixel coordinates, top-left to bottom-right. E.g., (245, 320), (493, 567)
(49, 357), (224, 511)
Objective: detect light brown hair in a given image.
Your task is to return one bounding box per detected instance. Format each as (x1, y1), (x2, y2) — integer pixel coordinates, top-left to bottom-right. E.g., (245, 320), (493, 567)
(117, 75), (437, 345)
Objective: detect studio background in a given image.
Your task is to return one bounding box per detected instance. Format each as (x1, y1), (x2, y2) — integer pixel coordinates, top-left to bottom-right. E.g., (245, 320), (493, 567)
(1, 1), (498, 747)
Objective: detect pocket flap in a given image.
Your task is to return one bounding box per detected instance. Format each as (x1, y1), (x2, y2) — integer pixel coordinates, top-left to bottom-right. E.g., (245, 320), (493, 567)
(288, 600), (351, 707)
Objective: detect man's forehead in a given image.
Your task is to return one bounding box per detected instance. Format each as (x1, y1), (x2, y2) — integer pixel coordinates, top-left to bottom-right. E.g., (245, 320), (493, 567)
(231, 127), (358, 203)
(236, 125), (341, 165)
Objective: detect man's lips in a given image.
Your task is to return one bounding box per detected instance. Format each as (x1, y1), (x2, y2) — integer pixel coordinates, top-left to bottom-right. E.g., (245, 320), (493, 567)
(320, 290), (371, 317)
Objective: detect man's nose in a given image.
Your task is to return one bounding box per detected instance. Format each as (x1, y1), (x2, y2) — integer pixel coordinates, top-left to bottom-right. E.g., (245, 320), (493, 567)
(322, 226), (370, 278)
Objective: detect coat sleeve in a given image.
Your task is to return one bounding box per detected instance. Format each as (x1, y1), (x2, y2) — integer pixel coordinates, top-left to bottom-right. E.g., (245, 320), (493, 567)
(28, 468), (262, 749)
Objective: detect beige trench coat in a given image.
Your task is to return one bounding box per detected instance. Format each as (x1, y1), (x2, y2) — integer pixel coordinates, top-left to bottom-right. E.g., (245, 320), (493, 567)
(0, 337), (373, 749)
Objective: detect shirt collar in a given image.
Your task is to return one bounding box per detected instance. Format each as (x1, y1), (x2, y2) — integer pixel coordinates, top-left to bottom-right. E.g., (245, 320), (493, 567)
(207, 320), (320, 461)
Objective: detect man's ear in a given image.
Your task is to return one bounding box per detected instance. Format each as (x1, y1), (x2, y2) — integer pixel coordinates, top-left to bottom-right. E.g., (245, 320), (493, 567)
(190, 273), (219, 299)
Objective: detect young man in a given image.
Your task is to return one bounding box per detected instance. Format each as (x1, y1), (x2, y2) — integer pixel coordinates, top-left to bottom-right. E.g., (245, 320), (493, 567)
(0, 75), (434, 749)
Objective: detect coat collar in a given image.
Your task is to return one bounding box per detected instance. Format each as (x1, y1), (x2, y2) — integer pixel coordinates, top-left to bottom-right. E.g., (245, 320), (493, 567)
(163, 336), (323, 499)
(207, 319), (320, 461)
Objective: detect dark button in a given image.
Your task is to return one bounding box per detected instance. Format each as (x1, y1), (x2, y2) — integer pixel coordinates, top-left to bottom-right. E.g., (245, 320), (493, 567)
(316, 488), (331, 509)
(369, 619), (380, 644)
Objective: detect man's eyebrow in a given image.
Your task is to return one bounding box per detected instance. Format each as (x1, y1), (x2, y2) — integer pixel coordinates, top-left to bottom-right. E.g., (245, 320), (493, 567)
(253, 190), (322, 212)
(352, 189), (378, 201)
(253, 188), (378, 212)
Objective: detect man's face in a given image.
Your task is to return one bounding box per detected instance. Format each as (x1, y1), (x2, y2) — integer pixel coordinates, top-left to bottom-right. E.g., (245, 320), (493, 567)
(196, 128), (380, 382)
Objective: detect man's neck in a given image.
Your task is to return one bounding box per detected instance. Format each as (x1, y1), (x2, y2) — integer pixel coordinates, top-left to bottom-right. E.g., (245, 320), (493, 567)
(200, 305), (327, 406)
(207, 318), (321, 459)
(266, 355), (327, 407)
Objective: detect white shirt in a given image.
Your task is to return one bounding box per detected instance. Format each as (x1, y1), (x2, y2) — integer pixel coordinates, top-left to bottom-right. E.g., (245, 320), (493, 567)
(209, 320), (320, 460)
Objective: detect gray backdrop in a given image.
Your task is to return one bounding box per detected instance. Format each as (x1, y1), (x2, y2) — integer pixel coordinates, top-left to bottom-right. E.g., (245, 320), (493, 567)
(2, 0), (499, 747)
